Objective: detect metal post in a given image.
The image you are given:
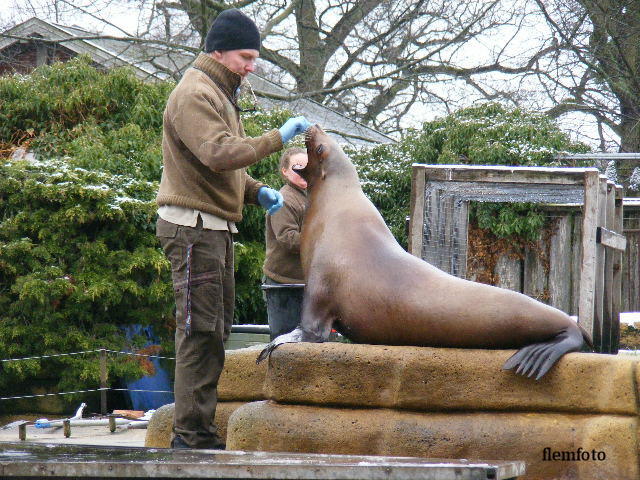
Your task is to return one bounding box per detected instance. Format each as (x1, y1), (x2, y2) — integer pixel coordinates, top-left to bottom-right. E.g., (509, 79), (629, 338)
(99, 348), (107, 415)
(108, 415), (116, 433)
(18, 422), (27, 441)
(63, 419), (71, 438)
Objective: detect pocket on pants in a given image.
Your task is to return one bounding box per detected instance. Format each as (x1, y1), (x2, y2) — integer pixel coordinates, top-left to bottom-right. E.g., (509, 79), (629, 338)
(175, 271), (223, 333)
(156, 217), (179, 238)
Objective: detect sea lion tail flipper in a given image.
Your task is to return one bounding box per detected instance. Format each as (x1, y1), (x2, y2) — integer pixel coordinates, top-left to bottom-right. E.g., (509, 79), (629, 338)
(502, 325), (585, 380)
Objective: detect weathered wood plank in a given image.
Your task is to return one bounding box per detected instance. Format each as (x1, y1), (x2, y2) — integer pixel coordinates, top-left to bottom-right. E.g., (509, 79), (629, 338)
(409, 167), (426, 257)
(440, 195), (455, 273)
(578, 171), (600, 343)
(421, 182), (440, 266)
(524, 235), (547, 303)
(611, 186), (624, 353)
(626, 233), (640, 312)
(412, 164), (599, 185)
(571, 214), (583, 316)
(549, 215), (572, 313)
(453, 200), (469, 278)
(592, 176), (608, 351)
(601, 182), (615, 353)
(597, 227), (627, 251)
(494, 254), (522, 292)
(622, 199), (640, 312)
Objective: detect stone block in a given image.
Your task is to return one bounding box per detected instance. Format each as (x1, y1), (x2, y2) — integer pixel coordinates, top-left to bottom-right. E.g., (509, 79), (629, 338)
(265, 343), (639, 415)
(218, 346), (267, 401)
(145, 401), (246, 448)
(145, 346), (267, 448)
(227, 401), (638, 480)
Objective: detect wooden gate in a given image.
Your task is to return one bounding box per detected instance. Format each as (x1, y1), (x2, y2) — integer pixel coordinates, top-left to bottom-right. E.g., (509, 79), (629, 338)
(409, 165), (626, 354)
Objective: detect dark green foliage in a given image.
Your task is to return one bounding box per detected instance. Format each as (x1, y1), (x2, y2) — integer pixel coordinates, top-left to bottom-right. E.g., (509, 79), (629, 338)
(0, 156), (172, 406)
(348, 143), (415, 247)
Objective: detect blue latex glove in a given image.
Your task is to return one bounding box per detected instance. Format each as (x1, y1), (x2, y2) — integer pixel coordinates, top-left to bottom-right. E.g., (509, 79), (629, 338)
(257, 186), (284, 215)
(278, 116), (313, 143)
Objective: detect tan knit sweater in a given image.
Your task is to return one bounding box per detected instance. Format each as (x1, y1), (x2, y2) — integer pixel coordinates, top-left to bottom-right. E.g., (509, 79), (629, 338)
(157, 53), (283, 222)
(263, 183), (307, 283)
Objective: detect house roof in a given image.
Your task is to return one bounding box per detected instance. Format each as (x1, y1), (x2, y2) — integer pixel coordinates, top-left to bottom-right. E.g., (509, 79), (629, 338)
(0, 17), (394, 147)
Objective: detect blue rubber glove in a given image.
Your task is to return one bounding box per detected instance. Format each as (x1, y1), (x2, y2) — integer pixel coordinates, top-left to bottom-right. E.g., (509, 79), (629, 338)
(257, 186), (284, 215)
(278, 116), (313, 143)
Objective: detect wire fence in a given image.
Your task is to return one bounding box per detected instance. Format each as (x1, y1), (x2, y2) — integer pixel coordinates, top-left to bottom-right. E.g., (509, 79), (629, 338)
(0, 348), (175, 412)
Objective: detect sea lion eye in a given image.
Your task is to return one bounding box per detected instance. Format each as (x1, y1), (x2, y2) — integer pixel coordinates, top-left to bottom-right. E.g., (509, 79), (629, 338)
(316, 145), (324, 155)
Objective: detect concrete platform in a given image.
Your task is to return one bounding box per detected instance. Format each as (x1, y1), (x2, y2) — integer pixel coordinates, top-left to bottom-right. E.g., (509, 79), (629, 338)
(0, 424), (146, 447)
(0, 442), (525, 480)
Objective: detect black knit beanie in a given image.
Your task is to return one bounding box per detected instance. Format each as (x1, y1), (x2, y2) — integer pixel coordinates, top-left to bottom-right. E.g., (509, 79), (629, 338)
(204, 9), (261, 53)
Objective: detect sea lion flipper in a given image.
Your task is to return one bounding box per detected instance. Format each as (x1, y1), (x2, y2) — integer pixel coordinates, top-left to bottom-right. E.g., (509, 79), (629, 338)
(518, 344), (548, 377)
(256, 327), (325, 364)
(503, 325), (586, 380)
(502, 344), (535, 371)
(534, 347), (566, 380)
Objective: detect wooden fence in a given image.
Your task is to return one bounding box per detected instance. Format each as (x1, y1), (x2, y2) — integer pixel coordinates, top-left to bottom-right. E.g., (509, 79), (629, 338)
(623, 199), (640, 313)
(409, 165), (629, 354)
(463, 204), (639, 314)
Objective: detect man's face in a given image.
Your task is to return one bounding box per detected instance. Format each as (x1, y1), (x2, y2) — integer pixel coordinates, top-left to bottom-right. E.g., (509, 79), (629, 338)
(212, 49), (259, 77)
(282, 153), (308, 190)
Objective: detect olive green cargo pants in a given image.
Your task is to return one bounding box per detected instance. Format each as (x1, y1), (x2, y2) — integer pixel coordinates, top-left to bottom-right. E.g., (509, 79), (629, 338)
(156, 216), (234, 448)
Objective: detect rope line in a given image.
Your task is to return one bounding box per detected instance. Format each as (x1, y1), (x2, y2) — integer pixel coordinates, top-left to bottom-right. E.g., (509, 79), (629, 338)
(2, 349), (175, 363)
(111, 388), (173, 394)
(1, 387), (175, 401)
(1, 349), (176, 401)
(1, 349), (104, 362)
(103, 349), (176, 361)
(0, 388), (108, 401)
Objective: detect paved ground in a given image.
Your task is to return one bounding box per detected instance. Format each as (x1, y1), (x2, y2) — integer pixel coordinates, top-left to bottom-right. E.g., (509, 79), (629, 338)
(0, 423), (147, 447)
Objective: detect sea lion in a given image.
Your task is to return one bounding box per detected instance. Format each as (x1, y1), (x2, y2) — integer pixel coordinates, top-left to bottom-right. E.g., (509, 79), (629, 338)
(257, 125), (592, 379)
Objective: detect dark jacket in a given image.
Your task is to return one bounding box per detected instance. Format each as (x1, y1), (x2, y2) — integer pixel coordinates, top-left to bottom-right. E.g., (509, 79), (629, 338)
(263, 183), (307, 283)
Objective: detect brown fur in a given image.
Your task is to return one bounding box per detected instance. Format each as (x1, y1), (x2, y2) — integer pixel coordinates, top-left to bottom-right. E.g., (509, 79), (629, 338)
(259, 125), (590, 379)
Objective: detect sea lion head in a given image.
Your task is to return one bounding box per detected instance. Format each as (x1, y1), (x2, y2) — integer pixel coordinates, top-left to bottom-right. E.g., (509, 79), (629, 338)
(299, 125), (354, 188)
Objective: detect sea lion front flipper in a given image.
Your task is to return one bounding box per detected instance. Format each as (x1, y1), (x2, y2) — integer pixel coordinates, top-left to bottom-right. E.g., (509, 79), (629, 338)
(502, 325), (586, 380)
(256, 327), (325, 364)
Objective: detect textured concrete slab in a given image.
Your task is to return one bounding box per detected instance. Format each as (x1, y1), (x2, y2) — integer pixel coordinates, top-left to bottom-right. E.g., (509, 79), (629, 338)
(264, 343), (639, 415)
(227, 401), (638, 480)
(145, 401), (245, 448)
(218, 346), (268, 401)
(144, 346), (268, 448)
(0, 442), (525, 480)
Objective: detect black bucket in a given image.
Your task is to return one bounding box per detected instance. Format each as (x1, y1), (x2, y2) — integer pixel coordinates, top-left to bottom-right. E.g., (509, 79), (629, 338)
(261, 283), (305, 340)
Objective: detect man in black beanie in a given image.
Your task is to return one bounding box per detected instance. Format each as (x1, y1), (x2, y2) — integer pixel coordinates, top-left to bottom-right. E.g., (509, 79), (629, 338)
(156, 8), (312, 449)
